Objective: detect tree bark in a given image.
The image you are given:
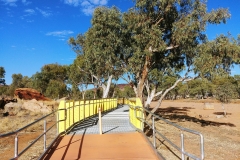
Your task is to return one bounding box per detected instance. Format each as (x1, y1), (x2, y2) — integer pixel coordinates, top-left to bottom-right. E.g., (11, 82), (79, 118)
(137, 56), (151, 104)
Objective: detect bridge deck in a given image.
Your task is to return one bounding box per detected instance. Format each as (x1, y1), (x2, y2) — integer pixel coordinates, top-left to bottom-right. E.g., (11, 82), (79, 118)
(41, 105), (161, 160)
(42, 132), (159, 160)
(69, 104), (136, 135)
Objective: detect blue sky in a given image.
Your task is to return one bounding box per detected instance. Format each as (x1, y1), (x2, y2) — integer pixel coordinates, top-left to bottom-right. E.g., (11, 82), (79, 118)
(0, 0), (239, 85)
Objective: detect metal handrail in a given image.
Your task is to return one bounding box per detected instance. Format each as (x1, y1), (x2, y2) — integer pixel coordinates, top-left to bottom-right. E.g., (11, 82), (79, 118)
(129, 105), (204, 160)
(0, 108), (67, 160)
(0, 109), (63, 138)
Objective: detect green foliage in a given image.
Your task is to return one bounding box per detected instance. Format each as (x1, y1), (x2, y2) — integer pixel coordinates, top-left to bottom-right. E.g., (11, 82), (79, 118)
(67, 1), (238, 106)
(11, 74), (24, 88)
(85, 90), (95, 99)
(234, 75), (240, 96)
(41, 63), (68, 82)
(69, 84), (81, 100)
(6, 74), (25, 95)
(174, 76), (240, 101)
(32, 63), (68, 96)
(84, 89), (102, 99)
(212, 76), (238, 103)
(67, 55), (91, 99)
(45, 80), (68, 99)
(0, 85), (9, 96)
(68, 7), (124, 98)
(186, 78), (212, 98)
(0, 67), (6, 85)
(21, 76), (33, 88)
(145, 68), (179, 100)
(69, 7), (123, 78)
(0, 67), (5, 79)
(176, 82), (188, 98)
(0, 72), (33, 96)
(194, 34), (240, 78)
(120, 0), (232, 102)
(114, 85), (135, 98)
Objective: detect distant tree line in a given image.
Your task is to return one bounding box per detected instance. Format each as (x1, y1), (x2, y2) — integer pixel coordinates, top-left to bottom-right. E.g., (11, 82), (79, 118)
(0, 64), (240, 103)
(153, 75), (240, 103)
(0, 64), (136, 100)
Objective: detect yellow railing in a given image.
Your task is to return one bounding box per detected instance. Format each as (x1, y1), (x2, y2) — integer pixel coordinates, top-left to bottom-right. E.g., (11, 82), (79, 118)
(58, 98), (117, 133)
(57, 97), (144, 133)
(125, 98), (144, 131)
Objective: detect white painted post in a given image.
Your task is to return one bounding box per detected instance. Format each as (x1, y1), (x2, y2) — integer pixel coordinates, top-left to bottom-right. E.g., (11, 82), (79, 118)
(44, 119), (46, 151)
(152, 116), (156, 148)
(99, 107), (102, 135)
(14, 134), (18, 159)
(181, 132), (185, 160)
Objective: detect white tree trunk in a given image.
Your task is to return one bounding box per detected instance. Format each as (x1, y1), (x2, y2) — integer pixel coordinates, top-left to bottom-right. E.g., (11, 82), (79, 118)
(102, 75), (113, 98)
(146, 76), (194, 119)
(133, 85), (138, 96)
(82, 91), (86, 99)
(145, 88), (155, 108)
(145, 88), (163, 108)
(79, 83), (88, 100)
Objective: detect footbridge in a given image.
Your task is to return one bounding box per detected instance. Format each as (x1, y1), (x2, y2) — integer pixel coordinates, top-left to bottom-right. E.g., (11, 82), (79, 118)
(0, 98), (204, 160)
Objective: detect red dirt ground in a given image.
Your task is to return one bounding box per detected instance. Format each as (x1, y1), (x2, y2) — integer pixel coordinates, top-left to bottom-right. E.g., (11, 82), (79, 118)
(149, 100), (240, 160)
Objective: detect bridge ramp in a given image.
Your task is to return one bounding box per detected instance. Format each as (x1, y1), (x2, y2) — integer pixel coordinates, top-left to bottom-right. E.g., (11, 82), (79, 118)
(42, 132), (160, 160)
(69, 104), (136, 135)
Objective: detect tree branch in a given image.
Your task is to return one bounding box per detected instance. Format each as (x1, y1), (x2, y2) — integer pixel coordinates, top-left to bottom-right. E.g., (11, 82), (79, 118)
(165, 45), (179, 50)
(149, 45), (179, 52)
(77, 66), (99, 82)
(147, 69), (196, 119)
(154, 90), (163, 97)
(155, 17), (163, 26)
(144, 80), (150, 96)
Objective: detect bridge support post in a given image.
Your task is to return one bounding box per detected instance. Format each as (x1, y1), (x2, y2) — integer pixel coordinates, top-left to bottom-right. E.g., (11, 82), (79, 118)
(44, 119), (46, 151)
(99, 107), (102, 135)
(14, 134), (18, 159)
(181, 132), (185, 160)
(152, 116), (156, 148)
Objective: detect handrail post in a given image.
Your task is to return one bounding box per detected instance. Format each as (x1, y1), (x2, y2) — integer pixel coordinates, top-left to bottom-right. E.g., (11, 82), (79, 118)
(73, 100), (75, 124)
(200, 134), (204, 160)
(99, 107), (102, 135)
(44, 119), (46, 151)
(152, 116), (156, 148)
(68, 102), (70, 129)
(181, 132), (185, 160)
(57, 112), (59, 135)
(141, 107), (144, 131)
(14, 133), (18, 159)
(64, 101), (66, 132)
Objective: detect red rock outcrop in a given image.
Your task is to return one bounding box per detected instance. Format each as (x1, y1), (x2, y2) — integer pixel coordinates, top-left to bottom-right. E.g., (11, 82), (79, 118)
(14, 88), (51, 101)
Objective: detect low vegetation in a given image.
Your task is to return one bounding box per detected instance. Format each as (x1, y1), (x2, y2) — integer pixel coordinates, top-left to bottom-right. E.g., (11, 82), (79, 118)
(0, 107), (57, 160)
(0, 108), (46, 134)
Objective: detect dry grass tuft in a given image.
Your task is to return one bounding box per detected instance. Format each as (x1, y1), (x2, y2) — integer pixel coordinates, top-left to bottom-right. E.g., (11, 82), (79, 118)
(0, 108), (46, 134)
